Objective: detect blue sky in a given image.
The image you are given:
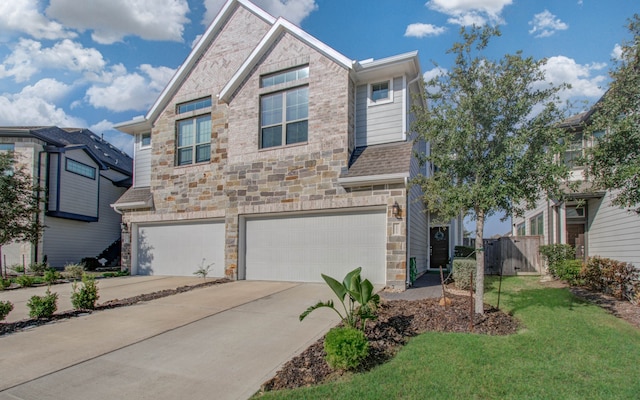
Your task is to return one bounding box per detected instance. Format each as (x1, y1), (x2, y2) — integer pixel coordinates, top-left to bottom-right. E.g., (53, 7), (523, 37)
(0, 0), (637, 236)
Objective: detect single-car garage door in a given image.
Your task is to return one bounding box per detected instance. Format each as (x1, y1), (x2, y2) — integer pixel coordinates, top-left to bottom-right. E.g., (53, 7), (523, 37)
(243, 210), (386, 284)
(134, 220), (225, 277)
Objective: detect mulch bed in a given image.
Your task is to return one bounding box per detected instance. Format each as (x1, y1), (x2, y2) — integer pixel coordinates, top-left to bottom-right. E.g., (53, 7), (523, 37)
(0, 278), (230, 336)
(261, 295), (520, 392)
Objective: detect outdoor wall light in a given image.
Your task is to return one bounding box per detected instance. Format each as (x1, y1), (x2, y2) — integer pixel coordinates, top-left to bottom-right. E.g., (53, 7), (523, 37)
(120, 222), (128, 232)
(392, 201), (402, 218)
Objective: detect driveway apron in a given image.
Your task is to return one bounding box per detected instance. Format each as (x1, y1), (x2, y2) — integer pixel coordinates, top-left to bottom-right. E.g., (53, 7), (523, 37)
(0, 281), (340, 400)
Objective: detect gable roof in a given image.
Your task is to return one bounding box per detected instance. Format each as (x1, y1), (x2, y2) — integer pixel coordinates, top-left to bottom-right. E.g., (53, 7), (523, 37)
(218, 17), (354, 102)
(115, 0), (422, 133)
(0, 126), (133, 175)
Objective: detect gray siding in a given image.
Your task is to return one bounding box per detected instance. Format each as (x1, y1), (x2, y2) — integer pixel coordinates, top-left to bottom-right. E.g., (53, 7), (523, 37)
(587, 192), (640, 267)
(59, 149), (99, 218)
(409, 139), (428, 274)
(356, 76), (404, 146)
(43, 173), (127, 267)
(134, 134), (152, 187)
(47, 153), (59, 212)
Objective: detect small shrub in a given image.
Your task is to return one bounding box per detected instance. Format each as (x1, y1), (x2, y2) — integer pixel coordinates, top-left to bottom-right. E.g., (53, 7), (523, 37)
(452, 259), (477, 290)
(28, 262), (48, 276)
(11, 264), (25, 274)
(102, 269), (129, 278)
(0, 301), (13, 321)
(71, 275), (100, 310)
(81, 257), (101, 271)
(323, 327), (369, 370)
(539, 244), (575, 277)
(193, 260), (214, 280)
(63, 263), (85, 280)
(16, 274), (35, 287)
(582, 256), (639, 301)
(455, 245), (476, 259)
(555, 259), (583, 285)
(27, 289), (58, 318)
(0, 278), (11, 290)
(44, 268), (62, 285)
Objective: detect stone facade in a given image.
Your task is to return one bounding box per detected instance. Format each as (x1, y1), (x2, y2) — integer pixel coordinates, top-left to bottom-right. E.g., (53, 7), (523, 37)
(117, 1), (420, 289)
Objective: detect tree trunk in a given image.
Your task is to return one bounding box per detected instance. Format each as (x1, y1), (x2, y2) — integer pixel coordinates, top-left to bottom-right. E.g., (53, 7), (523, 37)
(475, 208), (485, 314)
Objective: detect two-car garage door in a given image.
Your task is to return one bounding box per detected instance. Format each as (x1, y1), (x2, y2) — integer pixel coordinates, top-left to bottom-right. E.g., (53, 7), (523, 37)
(243, 210), (386, 284)
(133, 210), (387, 284)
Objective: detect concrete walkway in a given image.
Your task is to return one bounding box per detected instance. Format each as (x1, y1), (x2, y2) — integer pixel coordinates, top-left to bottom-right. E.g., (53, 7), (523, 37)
(0, 280), (340, 400)
(380, 272), (445, 301)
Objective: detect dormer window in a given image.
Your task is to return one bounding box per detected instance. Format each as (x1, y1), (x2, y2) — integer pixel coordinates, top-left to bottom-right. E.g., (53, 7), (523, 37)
(368, 79), (393, 105)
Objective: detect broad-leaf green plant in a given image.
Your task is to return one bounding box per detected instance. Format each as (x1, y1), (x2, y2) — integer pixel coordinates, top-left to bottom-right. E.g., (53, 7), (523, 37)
(299, 267), (380, 331)
(71, 274), (100, 310)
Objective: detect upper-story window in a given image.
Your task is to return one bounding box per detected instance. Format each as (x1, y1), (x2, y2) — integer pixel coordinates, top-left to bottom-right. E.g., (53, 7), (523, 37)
(176, 98), (212, 166)
(368, 79), (393, 105)
(140, 132), (151, 148)
(529, 213), (544, 236)
(261, 66), (309, 88)
(259, 66), (309, 149)
(516, 222), (526, 236)
(66, 158), (96, 180)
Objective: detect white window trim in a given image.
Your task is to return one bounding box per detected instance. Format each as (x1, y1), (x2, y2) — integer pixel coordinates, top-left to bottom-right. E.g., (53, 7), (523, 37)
(367, 79), (393, 107)
(139, 132), (151, 149)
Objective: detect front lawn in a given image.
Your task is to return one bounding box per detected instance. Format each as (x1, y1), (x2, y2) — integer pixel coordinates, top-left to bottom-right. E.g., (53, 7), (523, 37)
(258, 276), (640, 399)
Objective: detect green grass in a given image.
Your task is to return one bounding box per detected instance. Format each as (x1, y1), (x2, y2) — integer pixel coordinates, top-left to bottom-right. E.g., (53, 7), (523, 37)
(259, 276), (640, 399)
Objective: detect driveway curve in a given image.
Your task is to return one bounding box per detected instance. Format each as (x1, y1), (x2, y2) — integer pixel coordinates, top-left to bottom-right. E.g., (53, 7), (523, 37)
(0, 280), (340, 400)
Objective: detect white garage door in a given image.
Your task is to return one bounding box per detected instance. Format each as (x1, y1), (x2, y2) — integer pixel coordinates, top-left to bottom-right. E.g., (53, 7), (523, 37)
(244, 210), (386, 284)
(135, 220), (225, 277)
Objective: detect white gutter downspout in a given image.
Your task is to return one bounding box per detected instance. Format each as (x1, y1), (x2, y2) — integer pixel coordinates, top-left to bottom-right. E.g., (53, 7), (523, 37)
(405, 176), (411, 287)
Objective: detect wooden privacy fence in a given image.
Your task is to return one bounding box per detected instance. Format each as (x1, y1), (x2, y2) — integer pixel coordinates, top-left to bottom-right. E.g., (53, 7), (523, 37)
(483, 236), (543, 275)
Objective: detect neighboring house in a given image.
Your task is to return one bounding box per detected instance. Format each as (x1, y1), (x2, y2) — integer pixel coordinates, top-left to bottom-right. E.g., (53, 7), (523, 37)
(0, 126), (133, 268)
(512, 106), (640, 267)
(113, 0), (461, 289)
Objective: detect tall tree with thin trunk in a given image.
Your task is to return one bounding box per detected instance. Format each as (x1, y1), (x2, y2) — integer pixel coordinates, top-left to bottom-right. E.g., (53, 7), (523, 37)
(413, 26), (570, 314)
(585, 14), (640, 213)
(0, 152), (45, 275)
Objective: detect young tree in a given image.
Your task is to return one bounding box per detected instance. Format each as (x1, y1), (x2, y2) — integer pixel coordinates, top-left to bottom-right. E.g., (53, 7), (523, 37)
(0, 152), (45, 276)
(585, 14), (640, 213)
(413, 26), (570, 314)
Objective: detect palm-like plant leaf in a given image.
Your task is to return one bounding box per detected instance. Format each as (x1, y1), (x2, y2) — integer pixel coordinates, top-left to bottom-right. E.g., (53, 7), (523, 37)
(299, 300), (344, 322)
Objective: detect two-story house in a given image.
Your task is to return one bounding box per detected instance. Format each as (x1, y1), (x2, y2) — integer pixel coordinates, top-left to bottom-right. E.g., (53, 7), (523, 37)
(112, 0), (461, 289)
(0, 126), (132, 268)
(512, 105), (640, 267)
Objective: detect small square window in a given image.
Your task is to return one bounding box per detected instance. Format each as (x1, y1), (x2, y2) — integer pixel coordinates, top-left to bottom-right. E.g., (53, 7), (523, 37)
(140, 133), (151, 148)
(371, 82), (389, 101)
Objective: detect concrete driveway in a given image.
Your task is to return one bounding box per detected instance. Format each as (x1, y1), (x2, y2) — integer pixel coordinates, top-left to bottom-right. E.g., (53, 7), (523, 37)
(0, 279), (340, 400)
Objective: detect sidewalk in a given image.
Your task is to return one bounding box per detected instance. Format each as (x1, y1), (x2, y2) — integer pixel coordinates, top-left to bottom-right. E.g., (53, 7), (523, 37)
(0, 275), (213, 322)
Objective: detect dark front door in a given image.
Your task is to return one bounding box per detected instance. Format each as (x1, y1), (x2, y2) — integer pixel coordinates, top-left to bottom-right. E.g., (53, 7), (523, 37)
(430, 227), (449, 269)
(566, 224), (585, 259)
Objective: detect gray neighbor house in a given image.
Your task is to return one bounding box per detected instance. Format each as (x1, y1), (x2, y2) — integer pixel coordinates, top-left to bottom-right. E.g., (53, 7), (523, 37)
(112, 0), (462, 290)
(512, 103), (640, 268)
(0, 126), (132, 269)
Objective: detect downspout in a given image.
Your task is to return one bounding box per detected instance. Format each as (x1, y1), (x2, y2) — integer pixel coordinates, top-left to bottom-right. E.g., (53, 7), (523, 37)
(405, 176), (411, 287)
(35, 150), (45, 263)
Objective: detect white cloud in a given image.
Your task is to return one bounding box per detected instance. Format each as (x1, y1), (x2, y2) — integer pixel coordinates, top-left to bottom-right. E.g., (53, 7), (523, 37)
(85, 64), (175, 112)
(17, 78), (73, 102)
(528, 10), (568, 38)
(46, 0), (190, 44)
(427, 0), (513, 26)
(405, 23), (446, 38)
(0, 0), (76, 41)
(423, 67), (448, 82)
(203, 0), (318, 26)
(611, 44), (623, 60)
(0, 39), (106, 83)
(0, 80), (84, 127)
(540, 56), (606, 102)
